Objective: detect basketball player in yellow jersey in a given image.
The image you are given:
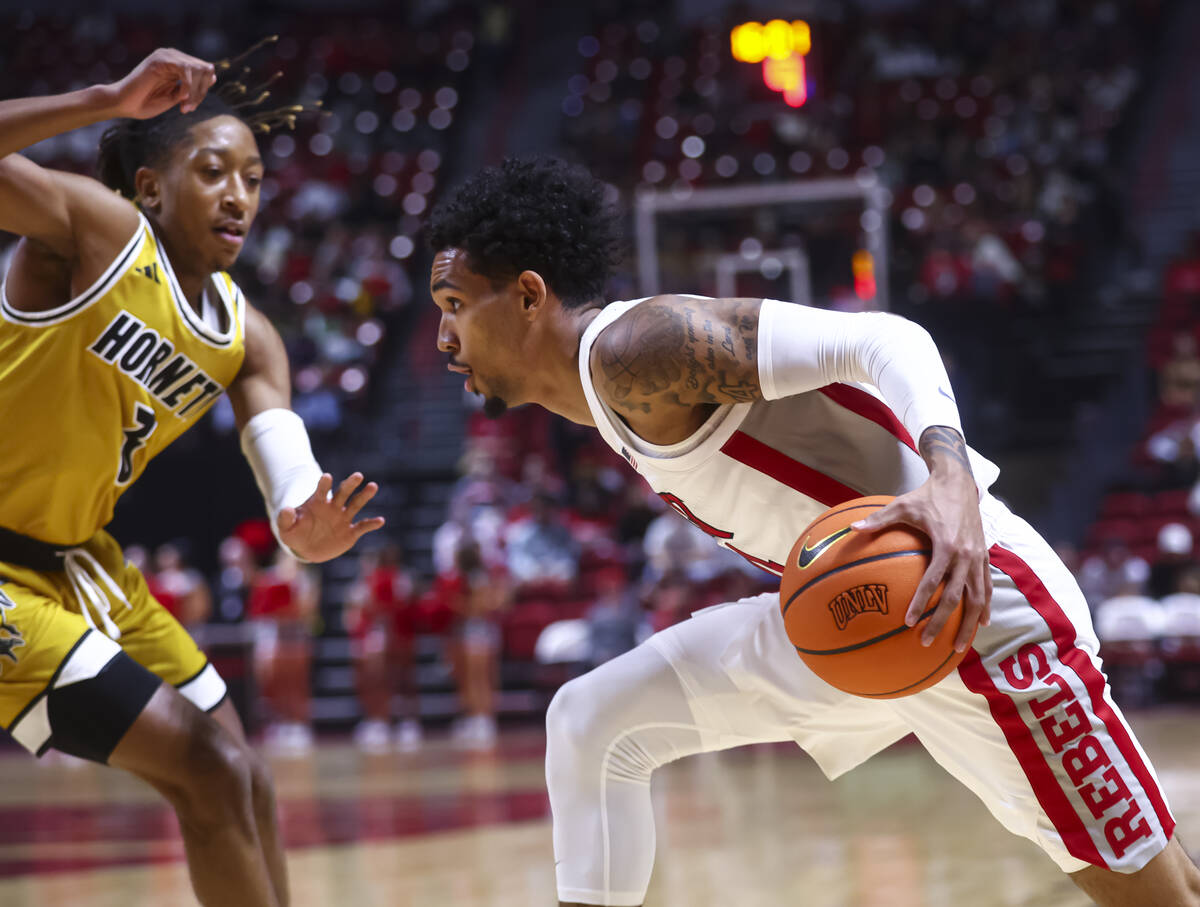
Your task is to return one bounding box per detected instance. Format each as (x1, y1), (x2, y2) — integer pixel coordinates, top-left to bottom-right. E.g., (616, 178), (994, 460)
(0, 48), (385, 906)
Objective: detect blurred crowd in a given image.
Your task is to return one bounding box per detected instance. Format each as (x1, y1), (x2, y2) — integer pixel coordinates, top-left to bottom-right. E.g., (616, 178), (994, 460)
(0, 6), (482, 431)
(1065, 232), (1200, 708)
(564, 0), (1156, 308)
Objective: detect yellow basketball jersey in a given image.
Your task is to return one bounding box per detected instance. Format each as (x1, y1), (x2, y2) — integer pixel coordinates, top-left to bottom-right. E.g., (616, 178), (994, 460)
(0, 211), (246, 545)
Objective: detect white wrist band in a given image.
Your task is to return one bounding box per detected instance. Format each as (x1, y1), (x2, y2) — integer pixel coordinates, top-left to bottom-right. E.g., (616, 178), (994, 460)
(239, 408), (323, 558)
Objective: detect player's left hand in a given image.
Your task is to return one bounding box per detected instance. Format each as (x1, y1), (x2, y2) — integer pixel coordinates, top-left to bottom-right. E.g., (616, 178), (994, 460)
(277, 472), (385, 563)
(851, 471), (992, 653)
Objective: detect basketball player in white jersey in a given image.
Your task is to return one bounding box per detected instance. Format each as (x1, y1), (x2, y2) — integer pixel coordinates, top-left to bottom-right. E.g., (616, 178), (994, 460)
(426, 157), (1200, 906)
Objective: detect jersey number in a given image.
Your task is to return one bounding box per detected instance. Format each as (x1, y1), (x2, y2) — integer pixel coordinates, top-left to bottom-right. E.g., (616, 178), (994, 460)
(117, 403), (157, 485)
(658, 492), (785, 575)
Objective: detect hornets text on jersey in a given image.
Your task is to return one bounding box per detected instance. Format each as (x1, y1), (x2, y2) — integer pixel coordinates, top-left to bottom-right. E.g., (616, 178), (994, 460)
(0, 208), (246, 545)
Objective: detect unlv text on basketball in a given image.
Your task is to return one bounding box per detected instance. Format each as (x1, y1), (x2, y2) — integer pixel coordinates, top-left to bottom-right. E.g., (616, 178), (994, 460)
(829, 583), (889, 630)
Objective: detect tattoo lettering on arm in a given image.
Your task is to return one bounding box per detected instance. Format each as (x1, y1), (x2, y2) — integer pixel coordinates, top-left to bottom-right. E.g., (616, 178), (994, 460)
(919, 425), (974, 475)
(593, 296), (764, 414)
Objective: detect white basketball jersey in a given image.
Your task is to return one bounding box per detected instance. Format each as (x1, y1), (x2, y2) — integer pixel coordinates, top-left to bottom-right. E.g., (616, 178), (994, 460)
(578, 298), (1006, 576)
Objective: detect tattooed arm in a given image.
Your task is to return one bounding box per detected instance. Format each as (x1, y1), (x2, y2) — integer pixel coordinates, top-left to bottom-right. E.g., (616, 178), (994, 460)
(593, 295), (993, 649)
(590, 295), (764, 416)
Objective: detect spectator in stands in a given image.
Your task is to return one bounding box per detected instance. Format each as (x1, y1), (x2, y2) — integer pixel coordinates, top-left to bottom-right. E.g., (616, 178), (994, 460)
(149, 543), (212, 630)
(248, 549), (321, 755)
(1148, 522), (1197, 600)
(345, 543), (423, 753)
(435, 539), (509, 749)
(504, 490), (581, 598)
(433, 442), (512, 575)
(214, 535), (257, 623)
(643, 567), (692, 634)
(586, 565), (643, 667)
(1158, 331), (1200, 410)
(1143, 415), (1200, 491)
(1078, 537), (1149, 609)
(614, 482), (661, 571)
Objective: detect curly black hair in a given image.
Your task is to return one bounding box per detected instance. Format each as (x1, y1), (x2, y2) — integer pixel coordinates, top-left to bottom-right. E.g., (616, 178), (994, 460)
(97, 38), (305, 199)
(426, 156), (623, 309)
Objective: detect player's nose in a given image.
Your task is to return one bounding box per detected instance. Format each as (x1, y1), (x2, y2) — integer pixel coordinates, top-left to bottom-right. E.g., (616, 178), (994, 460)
(436, 316), (456, 352)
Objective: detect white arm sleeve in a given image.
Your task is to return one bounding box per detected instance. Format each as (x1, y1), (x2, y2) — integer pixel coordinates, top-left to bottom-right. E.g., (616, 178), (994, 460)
(757, 299), (963, 443)
(239, 408), (324, 558)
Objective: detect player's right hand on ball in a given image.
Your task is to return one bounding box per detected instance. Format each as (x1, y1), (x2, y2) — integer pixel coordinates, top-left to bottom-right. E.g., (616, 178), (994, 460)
(105, 48), (217, 119)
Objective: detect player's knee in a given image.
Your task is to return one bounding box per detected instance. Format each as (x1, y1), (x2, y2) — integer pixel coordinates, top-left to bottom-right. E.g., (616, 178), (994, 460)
(170, 721), (256, 830)
(546, 674), (607, 760)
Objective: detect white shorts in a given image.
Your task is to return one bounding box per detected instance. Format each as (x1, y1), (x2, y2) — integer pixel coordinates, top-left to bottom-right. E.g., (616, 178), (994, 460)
(646, 505), (1176, 874)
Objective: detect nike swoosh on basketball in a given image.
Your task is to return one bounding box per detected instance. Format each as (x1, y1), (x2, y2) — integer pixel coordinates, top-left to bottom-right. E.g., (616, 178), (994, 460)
(795, 526), (853, 569)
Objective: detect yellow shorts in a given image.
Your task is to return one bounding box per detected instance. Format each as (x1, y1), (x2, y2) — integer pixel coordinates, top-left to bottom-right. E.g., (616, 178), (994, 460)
(0, 529), (225, 755)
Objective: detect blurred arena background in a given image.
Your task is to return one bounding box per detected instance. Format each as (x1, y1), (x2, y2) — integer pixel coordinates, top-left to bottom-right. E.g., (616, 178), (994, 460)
(2, 0), (1199, 904)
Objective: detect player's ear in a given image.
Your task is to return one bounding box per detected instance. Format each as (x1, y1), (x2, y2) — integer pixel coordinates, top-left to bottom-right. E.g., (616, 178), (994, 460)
(134, 166), (161, 213)
(517, 270), (548, 318)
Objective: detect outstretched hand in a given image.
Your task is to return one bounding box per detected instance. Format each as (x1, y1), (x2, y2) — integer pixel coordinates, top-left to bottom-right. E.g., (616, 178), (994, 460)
(107, 48), (217, 119)
(277, 472), (385, 564)
(851, 473), (992, 653)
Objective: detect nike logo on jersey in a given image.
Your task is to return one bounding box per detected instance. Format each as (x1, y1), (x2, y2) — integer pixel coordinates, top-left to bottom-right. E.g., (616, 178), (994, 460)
(88, 312), (225, 419)
(795, 525), (853, 569)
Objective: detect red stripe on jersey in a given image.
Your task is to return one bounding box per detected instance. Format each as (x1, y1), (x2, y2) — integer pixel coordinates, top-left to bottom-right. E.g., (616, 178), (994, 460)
(988, 545), (1176, 840)
(957, 648), (1109, 868)
(719, 431), (860, 507)
(818, 383), (918, 452)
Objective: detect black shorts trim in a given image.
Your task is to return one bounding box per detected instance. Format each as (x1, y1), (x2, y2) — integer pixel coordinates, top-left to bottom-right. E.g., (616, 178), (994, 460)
(45, 650), (163, 764)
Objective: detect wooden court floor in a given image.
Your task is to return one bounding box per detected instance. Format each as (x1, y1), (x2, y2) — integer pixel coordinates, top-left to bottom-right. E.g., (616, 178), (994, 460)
(0, 709), (1195, 907)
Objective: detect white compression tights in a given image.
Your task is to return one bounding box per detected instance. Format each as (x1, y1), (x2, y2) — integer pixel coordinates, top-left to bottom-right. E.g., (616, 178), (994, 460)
(546, 642), (706, 906)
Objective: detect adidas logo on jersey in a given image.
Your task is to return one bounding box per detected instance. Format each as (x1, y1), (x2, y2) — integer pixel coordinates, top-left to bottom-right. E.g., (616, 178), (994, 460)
(87, 311), (225, 418)
(0, 584), (25, 670)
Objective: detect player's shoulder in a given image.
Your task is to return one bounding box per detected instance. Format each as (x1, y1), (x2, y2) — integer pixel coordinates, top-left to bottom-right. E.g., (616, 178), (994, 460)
(607, 293), (717, 317)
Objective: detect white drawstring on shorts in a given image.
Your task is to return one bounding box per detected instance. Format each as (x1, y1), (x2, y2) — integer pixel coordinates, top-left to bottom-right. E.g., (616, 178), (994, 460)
(61, 548), (133, 640)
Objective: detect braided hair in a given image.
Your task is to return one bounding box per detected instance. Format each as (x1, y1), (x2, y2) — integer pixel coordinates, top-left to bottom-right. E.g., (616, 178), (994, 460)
(97, 37), (307, 199)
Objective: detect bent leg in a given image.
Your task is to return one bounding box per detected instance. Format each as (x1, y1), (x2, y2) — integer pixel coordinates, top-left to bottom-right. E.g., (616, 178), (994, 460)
(1071, 835), (1200, 906)
(211, 698), (290, 907)
(548, 593), (907, 907)
(547, 642), (708, 907)
(109, 680), (280, 907)
(547, 638), (799, 906)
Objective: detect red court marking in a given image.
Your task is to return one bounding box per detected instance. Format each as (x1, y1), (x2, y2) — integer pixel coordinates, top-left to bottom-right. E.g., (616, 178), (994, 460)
(0, 787), (552, 877)
(988, 546), (1176, 839)
(818, 383), (917, 452)
(720, 431), (860, 507)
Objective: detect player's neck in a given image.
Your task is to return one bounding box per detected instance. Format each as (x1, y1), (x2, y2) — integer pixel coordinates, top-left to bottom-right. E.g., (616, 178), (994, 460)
(148, 218), (210, 315)
(526, 306), (604, 426)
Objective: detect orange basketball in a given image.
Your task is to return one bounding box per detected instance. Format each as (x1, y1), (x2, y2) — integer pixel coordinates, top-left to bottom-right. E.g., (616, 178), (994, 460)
(780, 495), (972, 698)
